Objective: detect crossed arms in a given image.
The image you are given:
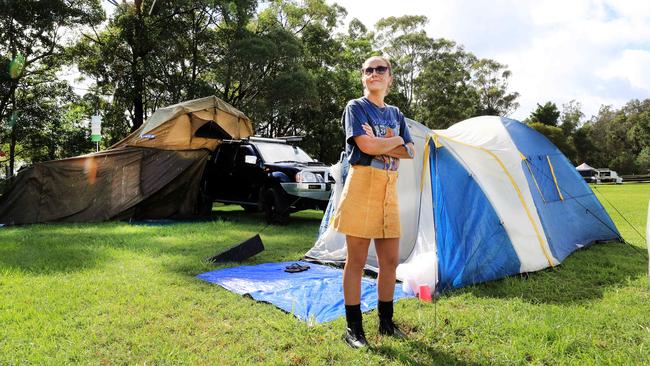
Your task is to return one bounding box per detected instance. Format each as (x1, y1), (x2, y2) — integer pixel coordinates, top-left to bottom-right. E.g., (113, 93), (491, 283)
(352, 123), (415, 159)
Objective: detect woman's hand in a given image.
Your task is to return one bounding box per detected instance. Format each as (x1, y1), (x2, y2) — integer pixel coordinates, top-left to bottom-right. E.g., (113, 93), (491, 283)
(353, 134), (404, 156)
(354, 122), (405, 155)
(383, 142), (416, 159)
(362, 123), (375, 137)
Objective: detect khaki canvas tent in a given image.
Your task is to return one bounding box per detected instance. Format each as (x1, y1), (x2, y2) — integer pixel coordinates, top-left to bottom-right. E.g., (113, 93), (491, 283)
(0, 96), (253, 225)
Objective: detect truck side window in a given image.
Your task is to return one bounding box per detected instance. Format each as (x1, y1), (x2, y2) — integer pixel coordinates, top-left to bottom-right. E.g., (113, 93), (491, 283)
(236, 146), (256, 166)
(215, 144), (237, 170)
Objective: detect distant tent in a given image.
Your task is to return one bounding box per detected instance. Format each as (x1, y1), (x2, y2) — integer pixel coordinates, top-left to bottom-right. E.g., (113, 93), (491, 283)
(576, 162), (596, 171)
(0, 96), (253, 225)
(576, 162), (596, 179)
(307, 116), (621, 291)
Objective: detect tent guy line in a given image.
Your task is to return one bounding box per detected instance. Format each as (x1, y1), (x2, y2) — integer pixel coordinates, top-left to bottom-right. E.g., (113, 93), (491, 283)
(591, 184), (648, 258)
(525, 155), (623, 241)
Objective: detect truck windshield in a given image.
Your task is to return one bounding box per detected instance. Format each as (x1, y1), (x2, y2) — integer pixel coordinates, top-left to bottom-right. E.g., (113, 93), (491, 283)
(254, 142), (314, 163)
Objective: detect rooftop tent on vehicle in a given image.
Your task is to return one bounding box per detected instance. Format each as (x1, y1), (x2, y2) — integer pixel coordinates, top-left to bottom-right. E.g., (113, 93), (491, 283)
(307, 116), (621, 292)
(0, 96), (253, 225)
(111, 95), (253, 151)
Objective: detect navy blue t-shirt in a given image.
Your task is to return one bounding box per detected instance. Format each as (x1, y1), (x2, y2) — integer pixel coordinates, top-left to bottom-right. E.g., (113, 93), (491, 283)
(343, 97), (413, 170)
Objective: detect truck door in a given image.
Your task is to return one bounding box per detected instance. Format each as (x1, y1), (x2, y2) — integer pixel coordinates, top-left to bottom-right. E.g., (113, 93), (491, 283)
(232, 145), (261, 202)
(210, 143), (238, 200)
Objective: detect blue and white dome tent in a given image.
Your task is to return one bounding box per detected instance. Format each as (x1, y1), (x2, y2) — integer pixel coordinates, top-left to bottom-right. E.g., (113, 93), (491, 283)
(306, 116), (621, 293)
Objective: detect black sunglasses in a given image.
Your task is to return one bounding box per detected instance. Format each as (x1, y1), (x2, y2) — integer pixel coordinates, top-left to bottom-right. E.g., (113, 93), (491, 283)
(363, 65), (389, 75)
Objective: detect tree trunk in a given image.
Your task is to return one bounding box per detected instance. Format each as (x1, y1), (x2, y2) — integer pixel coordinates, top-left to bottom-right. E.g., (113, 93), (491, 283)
(189, 10), (198, 99)
(132, 67), (144, 131)
(7, 88), (16, 178)
(223, 61), (232, 102)
(0, 83), (17, 123)
(130, 6), (146, 131)
(8, 128), (16, 178)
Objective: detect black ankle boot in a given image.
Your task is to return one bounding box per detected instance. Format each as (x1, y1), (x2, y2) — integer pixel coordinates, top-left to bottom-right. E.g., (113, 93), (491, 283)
(379, 318), (406, 339)
(344, 321), (369, 349)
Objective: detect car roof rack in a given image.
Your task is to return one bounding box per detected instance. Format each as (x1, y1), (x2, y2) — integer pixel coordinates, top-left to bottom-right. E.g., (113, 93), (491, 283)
(248, 136), (304, 143)
(220, 136), (304, 144)
(276, 135), (303, 143)
(248, 136), (287, 144)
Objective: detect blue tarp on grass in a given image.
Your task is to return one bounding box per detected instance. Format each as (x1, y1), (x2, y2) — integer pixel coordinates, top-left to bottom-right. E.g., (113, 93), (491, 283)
(197, 261), (412, 324)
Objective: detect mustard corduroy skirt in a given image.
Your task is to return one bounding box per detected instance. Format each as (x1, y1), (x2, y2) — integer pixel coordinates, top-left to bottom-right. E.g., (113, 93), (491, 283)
(332, 165), (400, 239)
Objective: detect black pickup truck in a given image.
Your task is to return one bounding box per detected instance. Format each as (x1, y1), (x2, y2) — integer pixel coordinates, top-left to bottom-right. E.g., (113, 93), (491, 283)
(200, 137), (334, 223)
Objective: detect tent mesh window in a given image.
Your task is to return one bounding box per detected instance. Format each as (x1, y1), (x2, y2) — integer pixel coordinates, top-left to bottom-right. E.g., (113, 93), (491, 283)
(524, 155), (564, 203)
(195, 121), (232, 140)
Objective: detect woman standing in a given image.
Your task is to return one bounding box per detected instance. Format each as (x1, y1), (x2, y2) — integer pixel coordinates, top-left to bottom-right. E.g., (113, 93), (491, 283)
(332, 55), (415, 348)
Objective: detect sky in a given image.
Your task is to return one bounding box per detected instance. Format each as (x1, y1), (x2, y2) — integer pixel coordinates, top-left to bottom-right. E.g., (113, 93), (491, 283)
(327, 0), (650, 121)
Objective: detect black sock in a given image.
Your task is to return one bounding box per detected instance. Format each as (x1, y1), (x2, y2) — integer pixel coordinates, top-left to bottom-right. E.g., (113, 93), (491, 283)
(378, 300), (393, 321)
(345, 304), (362, 326)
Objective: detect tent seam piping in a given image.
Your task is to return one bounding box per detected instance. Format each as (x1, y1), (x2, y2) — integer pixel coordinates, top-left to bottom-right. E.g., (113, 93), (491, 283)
(434, 133), (555, 268)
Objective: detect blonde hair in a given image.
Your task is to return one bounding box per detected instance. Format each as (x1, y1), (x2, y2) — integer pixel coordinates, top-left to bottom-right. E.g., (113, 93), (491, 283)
(361, 55), (393, 96)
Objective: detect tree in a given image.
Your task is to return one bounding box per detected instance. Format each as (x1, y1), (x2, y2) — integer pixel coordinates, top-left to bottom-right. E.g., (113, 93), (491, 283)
(624, 99), (650, 163)
(580, 100), (650, 174)
(75, 0), (192, 132)
(74, 0), (267, 138)
(470, 58), (519, 116)
(572, 124), (595, 165)
(636, 146), (650, 173)
(251, 0), (353, 163)
(528, 122), (576, 161)
(372, 15), (519, 128)
(604, 110), (638, 173)
(72, 0), (352, 163)
(246, 0), (326, 138)
(0, 68), (96, 178)
(528, 102), (560, 126)
(11, 77), (92, 161)
(582, 105), (615, 168)
(0, 0), (103, 176)
(412, 39), (478, 128)
(374, 15), (431, 113)
(559, 100), (583, 137)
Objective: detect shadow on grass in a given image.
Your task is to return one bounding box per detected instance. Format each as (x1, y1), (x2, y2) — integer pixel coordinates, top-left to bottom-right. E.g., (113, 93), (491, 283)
(372, 339), (483, 366)
(0, 208), (322, 275)
(210, 207), (323, 226)
(0, 243), (108, 274)
(459, 241), (647, 305)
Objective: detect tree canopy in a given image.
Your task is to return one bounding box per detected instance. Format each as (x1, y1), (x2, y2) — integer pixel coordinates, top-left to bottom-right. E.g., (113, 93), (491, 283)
(526, 99), (650, 174)
(0, 0), (103, 176)
(1, 0), (648, 176)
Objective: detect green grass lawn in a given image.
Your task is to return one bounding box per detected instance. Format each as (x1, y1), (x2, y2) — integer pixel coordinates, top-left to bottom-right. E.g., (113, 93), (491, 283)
(1, 184), (649, 365)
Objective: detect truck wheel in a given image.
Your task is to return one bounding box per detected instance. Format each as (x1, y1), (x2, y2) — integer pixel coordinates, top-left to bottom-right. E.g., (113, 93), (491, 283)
(263, 187), (289, 224)
(197, 192), (214, 216)
(241, 204), (259, 213)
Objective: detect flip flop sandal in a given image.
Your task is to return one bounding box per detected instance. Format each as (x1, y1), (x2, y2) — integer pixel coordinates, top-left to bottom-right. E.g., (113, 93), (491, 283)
(284, 263), (310, 273)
